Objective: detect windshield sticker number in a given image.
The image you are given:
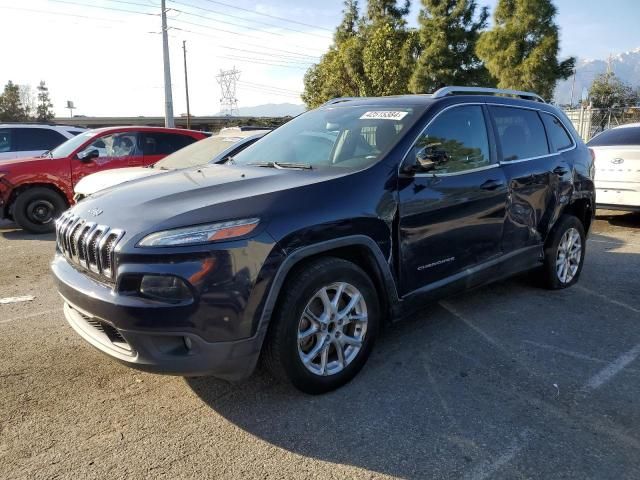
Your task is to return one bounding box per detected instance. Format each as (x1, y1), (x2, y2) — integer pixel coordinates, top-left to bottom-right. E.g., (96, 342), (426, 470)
(360, 111), (408, 121)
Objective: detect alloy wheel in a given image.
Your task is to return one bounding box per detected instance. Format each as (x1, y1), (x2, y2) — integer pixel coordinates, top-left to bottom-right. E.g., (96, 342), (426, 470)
(297, 282), (368, 376)
(556, 227), (582, 284)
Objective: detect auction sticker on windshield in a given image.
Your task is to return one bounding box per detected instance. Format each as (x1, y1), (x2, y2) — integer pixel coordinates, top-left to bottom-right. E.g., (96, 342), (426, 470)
(360, 111), (409, 120)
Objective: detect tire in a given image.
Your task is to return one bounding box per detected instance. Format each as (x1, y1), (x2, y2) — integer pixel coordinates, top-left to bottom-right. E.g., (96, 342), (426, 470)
(263, 257), (380, 394)
(541, 215), (586, 289)
(13, 187), (67, 234)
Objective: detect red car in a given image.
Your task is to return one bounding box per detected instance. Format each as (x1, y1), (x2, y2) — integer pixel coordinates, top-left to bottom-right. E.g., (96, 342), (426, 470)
(0, 126), (208, 233)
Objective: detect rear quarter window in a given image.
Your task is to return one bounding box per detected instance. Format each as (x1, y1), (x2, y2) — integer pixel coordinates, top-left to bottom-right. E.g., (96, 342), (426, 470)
(541, 113), (574, 151)
(489, 106), (549, 161)
(142, 133), (198, 155)
(588, 127), (640, 147)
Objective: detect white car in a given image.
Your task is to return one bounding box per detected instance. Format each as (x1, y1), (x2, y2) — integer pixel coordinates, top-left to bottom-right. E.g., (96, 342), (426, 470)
(588, 123), (640, 211)
(0, 124), (87, 160)
(74, 127), (270, 200)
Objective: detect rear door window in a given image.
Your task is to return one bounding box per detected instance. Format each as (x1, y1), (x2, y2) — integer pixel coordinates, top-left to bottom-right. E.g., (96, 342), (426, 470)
(588, 127), (640, 146)
(0, 129), (12, 152)
(15, 128), (67, 151)
(541, 113), (574, 151)
(142, 133), (197, 155)
(489, 106), (550, 161)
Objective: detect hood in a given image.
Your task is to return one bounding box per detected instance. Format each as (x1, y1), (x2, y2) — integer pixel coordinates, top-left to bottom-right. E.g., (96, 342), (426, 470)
(0, 156), (44, 167)
(73, 164), (345, 237)
(74, 167), (162, 196)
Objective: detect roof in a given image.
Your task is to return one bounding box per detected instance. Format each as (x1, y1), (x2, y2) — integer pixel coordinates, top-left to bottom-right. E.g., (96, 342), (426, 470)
(86, 125), (208, 136)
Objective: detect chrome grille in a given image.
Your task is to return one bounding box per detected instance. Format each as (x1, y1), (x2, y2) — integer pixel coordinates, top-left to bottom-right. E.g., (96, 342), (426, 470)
(55, 212), (124, 280)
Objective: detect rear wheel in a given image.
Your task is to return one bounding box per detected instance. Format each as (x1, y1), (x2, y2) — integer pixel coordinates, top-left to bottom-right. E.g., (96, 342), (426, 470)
(263, 257), (380, 394)
(541, 215), (586, 289)
(13, 187), (67, 234)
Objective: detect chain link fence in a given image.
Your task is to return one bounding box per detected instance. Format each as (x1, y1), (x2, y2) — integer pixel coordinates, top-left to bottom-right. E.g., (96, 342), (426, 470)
(562, 107), (640, 142)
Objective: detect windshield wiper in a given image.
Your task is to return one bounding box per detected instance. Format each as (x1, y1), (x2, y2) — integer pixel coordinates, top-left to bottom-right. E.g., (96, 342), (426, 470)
(248, 161), (313, 170)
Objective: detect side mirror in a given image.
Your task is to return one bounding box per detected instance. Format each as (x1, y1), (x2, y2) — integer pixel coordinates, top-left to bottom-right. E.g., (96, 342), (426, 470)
(405, 146), (448, 174)
(77, 149), (99, 162)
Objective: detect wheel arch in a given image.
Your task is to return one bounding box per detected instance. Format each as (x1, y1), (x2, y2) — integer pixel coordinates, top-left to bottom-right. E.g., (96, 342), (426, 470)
(6, 182), (70, 218)
(256, 236), (400, 344)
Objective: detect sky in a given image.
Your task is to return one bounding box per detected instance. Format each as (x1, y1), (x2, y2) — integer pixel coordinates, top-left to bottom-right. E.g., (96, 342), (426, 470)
(1, 0), (639, 117)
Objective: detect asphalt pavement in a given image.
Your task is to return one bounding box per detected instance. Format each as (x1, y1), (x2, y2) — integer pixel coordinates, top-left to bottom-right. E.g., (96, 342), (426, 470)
(1, 212), (639, 479)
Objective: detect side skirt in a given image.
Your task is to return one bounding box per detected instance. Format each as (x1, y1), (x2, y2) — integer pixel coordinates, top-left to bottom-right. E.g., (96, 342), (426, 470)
(398, 245), (543, 318)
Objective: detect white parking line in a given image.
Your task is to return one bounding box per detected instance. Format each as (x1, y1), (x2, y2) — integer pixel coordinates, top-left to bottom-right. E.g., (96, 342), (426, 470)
(0, 310), (51, 324)
(575, 285), (640, 315)
(463, 430), (530, 480)
(584, 343), (640, 391)
(0, 295), (34, 305)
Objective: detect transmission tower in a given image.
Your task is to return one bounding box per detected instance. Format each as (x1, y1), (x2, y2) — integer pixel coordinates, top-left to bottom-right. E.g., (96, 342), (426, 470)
(216, 68), (240, 116)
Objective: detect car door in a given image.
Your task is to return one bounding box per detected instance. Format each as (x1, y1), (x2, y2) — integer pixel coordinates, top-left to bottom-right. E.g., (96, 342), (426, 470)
(71, 132), (139, 186)
(139, 132), (198, 167)
(398, 104), (508, 294)
(489, 106), (571, 253)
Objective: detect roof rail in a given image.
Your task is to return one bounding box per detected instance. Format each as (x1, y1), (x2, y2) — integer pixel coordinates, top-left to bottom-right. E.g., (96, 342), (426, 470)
(432, 86), (545, 103)
(321, 97), (362, 107)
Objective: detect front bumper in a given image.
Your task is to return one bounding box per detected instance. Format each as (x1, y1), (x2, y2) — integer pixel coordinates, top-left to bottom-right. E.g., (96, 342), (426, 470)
(52, 255), (265, 381)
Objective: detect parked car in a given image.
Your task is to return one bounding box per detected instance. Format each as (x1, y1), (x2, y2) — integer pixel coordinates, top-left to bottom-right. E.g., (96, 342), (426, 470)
(74, 127), (270, 200)
(52, 87), (595, 394)
(0, 126), (208, 233)
(587, 123), (640, 211)
(0, 123), (86, 160)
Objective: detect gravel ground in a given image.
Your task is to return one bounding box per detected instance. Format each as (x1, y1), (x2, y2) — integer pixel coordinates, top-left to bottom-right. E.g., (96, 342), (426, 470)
(1, 211), (639, 479)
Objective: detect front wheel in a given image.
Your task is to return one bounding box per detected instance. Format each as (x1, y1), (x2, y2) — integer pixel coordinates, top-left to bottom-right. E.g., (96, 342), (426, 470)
(263, 257), (380, 394)
(541, 215), (586, 289)
(13, 187), (67, 234)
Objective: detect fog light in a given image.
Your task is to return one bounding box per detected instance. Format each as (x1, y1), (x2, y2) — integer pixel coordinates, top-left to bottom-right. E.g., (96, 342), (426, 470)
(139, 275), (192, 303)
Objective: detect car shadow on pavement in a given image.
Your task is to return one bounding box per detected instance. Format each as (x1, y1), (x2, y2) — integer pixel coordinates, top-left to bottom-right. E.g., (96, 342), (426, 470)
(185, 229), (639, 479)
(595, 210), (640, 229)
(0, 221), (55, 241)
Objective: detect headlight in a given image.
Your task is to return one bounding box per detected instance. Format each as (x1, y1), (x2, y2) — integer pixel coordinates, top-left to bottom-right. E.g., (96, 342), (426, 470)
(138, 218), (259, 247)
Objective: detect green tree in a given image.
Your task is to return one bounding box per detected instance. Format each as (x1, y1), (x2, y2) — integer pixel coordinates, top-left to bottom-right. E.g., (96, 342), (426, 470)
(588, 72), (638, 108)
(410, 0), (491, 93)
(0, 80), (29, 122)
(302, 0), (416, 108)
(36, 81), (55, 121)
(476, 0), (574, 100)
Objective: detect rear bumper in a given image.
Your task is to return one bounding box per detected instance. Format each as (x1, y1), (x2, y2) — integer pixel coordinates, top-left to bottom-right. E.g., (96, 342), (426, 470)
(596, 186), (640, 211)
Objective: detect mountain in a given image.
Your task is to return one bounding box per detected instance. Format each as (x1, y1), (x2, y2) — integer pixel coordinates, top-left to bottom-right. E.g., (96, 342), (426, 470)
(554, 47), (640, 105)
(216, 103), (306, 117)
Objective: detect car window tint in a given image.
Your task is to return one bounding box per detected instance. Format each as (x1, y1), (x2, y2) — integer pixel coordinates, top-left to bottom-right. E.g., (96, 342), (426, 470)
(80, 133), (138, 158)
(541, 113), (574, 151)
(490, 106), (549, 161)
(414, 105), (491, 174)
(0, 129), (12, 152)
(142, 133), (197, 155)
(587, 126), (640, 146)
(15, 128), (67, 151)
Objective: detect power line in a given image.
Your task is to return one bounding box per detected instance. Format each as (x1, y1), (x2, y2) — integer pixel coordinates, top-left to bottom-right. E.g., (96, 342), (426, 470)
(200, 0), (333, 32)
(219, 56), (309, 70)
(238, 81), (301, 95)
(169, 7), (285, 38)
(169, 0), (331, 39)
(48, 0), (158, 16)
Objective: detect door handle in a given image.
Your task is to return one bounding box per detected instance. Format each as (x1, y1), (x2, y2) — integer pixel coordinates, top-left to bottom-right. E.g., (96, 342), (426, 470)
(553, 166), (569, 176)
(480, 179), (504, 191)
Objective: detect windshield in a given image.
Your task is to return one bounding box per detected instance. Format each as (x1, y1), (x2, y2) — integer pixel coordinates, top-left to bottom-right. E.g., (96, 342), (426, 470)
(231, 105), (424, 170)
(154, 135), (246, 169)
(49, 130), (98, 159)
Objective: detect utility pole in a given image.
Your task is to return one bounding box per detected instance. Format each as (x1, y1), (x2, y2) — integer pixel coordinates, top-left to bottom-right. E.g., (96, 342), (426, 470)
(182, 40), (191, 130)
(161, 0), (175, 127)
(569, 69), (576, 107)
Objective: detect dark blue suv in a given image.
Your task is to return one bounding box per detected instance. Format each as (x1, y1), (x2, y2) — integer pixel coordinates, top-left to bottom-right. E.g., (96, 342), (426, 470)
(52, 87), (595, 394)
